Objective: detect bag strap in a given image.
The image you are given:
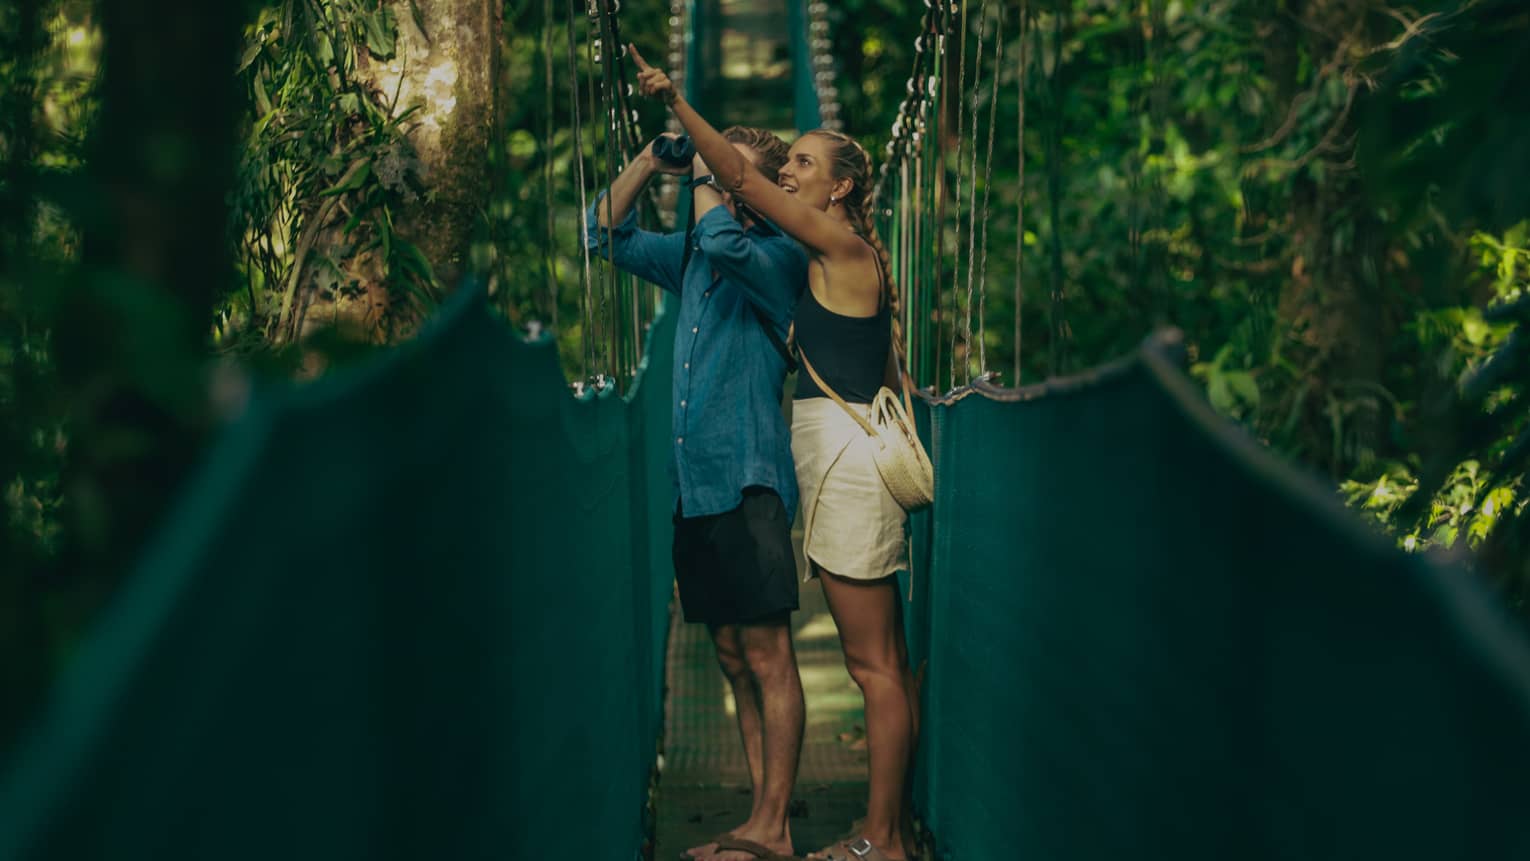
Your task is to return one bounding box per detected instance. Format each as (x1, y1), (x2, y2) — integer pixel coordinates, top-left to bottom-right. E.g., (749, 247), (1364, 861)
(679, 187), (699, 277)
(795, 342), (878, 437)
(750, 303), (798, 373)
(681, 189), (798, 373)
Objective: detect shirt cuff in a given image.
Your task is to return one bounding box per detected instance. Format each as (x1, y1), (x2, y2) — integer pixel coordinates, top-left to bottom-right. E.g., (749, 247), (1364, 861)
(585, 190), (639, 243)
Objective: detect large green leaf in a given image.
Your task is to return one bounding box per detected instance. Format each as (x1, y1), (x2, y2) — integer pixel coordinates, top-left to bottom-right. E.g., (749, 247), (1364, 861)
(362, 5), (397, 60)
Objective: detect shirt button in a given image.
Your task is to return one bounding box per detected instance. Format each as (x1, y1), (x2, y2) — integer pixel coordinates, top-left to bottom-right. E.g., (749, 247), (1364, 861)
(683, 362), (690, 369)
(676, 437), (684, 444)
(691, 326), (699, 333)
(680, 399), (687, 408)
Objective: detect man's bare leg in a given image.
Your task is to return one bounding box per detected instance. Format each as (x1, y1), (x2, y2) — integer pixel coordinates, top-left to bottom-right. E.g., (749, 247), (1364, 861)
(683, 624), (767, 859)
(708, 615), (803, 860)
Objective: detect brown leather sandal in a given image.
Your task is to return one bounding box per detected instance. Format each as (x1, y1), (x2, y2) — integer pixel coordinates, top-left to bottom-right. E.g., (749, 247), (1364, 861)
(681, 832), (736, 860)
(712, 835), (807, 860)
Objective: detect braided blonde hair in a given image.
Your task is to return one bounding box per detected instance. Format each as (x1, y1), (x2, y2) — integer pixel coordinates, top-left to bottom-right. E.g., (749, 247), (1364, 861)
(805, 129), (910, 384)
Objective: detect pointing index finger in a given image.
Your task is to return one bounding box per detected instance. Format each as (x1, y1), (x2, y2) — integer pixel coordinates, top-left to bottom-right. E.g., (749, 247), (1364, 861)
(628, 43), (651, 71)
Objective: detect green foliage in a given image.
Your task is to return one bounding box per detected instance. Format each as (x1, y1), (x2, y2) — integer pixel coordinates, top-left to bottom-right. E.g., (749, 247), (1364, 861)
(2, 0), (1529, 739)
(1339, 221), (1528, 596)
(493, 0), (672, 381)
(0, 0), (97, 573)
(1345, 460), (1521, 556)
(820, 1), (1530, 601)
(226, 0), (436, 356)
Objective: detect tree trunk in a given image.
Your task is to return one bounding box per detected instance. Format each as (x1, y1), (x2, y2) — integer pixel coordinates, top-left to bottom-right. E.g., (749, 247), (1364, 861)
(59, 0), (242, 569)
(296, 0), (498, 346)
(1264, 3), (1396, 477)
(375, 0), (498, 290)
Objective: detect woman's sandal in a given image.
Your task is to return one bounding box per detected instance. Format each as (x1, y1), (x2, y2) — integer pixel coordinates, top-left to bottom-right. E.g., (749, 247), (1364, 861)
(807, 837), (899, 861)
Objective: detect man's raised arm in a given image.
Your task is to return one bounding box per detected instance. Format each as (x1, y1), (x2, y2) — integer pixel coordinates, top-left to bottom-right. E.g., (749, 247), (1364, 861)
(596, 135), (688, 227)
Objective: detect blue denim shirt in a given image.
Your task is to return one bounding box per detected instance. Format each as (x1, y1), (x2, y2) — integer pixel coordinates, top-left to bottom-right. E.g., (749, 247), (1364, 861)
(586, 194), (807, 521)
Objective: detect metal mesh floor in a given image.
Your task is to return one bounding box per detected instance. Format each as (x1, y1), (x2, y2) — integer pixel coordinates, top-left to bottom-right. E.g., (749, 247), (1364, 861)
(653, 524), (870, 859)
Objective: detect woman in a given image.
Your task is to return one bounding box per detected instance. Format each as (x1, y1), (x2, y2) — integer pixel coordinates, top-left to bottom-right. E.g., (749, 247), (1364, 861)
(632, 45), (920, 861)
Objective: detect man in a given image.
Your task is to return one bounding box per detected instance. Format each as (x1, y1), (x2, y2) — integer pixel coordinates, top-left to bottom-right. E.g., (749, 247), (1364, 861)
(586, 127), (807, 861)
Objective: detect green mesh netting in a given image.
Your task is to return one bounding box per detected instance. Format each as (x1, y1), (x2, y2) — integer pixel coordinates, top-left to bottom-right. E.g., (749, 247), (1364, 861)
(904, 335), (1530, 859)
(0, 282), (676, 861)
(5, 288), (1530, 861)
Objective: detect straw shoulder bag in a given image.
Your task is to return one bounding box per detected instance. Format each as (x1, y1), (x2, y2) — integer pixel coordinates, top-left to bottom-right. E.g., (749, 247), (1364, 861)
(794, 336), (934, 514)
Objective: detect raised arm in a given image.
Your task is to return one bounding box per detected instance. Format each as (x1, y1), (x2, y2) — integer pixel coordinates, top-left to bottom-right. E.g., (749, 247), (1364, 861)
(584, 135), (693, 293)
(584, 192), (687, 295)
(630, 45), (867, 263)
(597, 135), (689, 227)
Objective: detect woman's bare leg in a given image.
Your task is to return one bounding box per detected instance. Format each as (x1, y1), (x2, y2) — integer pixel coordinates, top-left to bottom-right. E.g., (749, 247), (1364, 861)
(814, 564), (914, 860)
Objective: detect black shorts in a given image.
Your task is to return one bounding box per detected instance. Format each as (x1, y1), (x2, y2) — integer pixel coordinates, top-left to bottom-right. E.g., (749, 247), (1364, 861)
(673, 486), (799, 625)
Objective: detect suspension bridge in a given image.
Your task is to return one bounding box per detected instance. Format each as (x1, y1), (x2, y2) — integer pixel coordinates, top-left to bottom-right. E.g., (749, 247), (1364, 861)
(3, 2), (1530, 859)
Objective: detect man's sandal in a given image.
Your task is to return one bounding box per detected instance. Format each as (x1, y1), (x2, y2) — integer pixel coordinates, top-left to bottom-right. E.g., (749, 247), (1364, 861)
(680, 833), (735, 860)
(711, 835), (807, 860)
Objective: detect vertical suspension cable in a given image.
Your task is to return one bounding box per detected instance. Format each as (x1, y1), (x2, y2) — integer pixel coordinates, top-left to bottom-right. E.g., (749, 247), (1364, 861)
(582, 2), (607, 382)
(914, 122), (927, 385)
(923, 67), (940, 388)
(607, 0), (653, 352)
(905, 103), (914, 382)
(606, 26), (645, 370)
(1014, 0), (1028, 386)
(1147, 0), (1168, 322)
(868, 0), (947, 390)
(566, 0), (594, 384)
(1126, 0), (1145, 308)
(1044, 9), (1066, 376)
(933, 1), (950, 393)
(661, 0), (687, 216)
(604, 5), (643, 156)
(606, 3), (644, 382)
(594, 1), (622, 385)
(543, 0), (557, 333)
(893, 156), (905, 368)
(961, 0), (988, 384)
(612, 67), (641, 374)
(948, 0), (967, 390)
(974, 0), (1003, 376)
(583, 4), (608, 384)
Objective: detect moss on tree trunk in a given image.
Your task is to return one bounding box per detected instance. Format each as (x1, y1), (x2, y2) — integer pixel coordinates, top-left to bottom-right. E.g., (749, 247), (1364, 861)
(295, 0), (498, 348)
(374, 0), (499, 290)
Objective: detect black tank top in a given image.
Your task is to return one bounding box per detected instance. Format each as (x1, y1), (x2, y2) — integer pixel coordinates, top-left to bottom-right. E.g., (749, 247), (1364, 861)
(793, 268), (891, 405)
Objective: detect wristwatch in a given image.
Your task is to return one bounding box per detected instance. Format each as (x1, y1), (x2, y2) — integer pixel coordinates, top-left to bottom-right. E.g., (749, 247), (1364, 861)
(688, 174), (716, 190)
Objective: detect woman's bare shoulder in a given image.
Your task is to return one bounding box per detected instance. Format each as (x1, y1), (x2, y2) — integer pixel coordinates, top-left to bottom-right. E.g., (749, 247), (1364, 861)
(816, 248), (883, 314)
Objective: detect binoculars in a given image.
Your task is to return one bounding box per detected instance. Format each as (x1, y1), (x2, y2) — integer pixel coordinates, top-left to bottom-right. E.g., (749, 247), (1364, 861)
(649, 134), (696, 167)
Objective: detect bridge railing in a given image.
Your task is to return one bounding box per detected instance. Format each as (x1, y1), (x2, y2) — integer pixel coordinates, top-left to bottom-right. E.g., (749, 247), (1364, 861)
(5, 296), (1530, 860)
(905, 332), (1530, 859)
(0, 282), (677, 861)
